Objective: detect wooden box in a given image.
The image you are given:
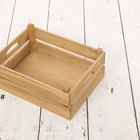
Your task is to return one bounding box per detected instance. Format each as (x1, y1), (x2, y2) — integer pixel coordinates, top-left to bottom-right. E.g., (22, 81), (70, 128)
(0, 24), (105, 119)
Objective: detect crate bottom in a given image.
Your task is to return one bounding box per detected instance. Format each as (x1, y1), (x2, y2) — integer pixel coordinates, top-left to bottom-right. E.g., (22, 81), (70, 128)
(13, 42), (92, 93)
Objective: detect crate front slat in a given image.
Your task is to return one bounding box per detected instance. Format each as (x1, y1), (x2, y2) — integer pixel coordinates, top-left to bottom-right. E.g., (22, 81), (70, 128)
(0, 77), (71, 119)
(0, 66), (69, 106)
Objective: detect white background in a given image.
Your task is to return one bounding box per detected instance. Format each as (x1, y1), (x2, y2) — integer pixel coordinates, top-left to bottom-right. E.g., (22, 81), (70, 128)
(0, 0), (140, 139)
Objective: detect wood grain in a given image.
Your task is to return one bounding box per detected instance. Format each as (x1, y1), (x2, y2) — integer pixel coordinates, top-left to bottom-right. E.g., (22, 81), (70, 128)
(119, 0), (140, 135)
(0, 0), (139, 139)
(71, 65), (105, 118)
(0, 0), (50, 140)
(36, 27), (98, 60)
(39, 0), (89, 139)
(0, 29), (28, 63)
(0, 77), (71, 119)
(27, 24), (37, 51)
(84, 0), (139, 139)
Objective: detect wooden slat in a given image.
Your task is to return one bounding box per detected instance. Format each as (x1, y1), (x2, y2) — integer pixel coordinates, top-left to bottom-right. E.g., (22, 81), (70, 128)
(0, 66), (69, 106)
(0, 29), (28, 63)
(37, 41), (93, 69)
(0, 77), (71, 119)
(70, 52), (105, 104)
(35, 27), (98, 60)
(71, 65), (105, 118)
(4, 42), (30, 69)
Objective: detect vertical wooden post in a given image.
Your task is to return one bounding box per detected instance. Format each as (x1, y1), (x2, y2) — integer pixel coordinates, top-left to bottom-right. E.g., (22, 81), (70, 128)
(97, 48), (105, 64)
(97, 48), (102, 56)
(27, 23), (37, 51)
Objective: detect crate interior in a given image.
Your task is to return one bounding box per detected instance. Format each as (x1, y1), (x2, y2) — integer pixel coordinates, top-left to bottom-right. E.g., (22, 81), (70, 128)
(4, 40), (94, 93)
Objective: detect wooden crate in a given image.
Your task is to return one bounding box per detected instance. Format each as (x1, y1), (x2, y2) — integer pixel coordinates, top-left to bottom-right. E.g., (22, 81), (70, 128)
(0, 24), (105, 119)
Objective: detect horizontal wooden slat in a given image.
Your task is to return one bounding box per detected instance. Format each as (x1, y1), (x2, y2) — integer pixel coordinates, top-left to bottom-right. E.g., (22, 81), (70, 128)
(0, 77), (71, 119)
(35, 27), (98, 60)
(0, 66), (69, 106)
(4, 42), (30, 69)
(27, 24), (37, 51)
(0, 29), (28, 63)
(70, 52), (105, 104)
(37, 41), (93, 69)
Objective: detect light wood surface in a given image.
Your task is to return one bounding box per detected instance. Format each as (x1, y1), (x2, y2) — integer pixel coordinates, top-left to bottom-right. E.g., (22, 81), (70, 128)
(0, 29), (28, 63)
(4, 42), (30, 69)
(36, 27), (98, 60)
(39, 0), (90, 139)
(0, 65), (69, 106)
(70, 52), (105, 104)
(0, 77), (71, 119)
(14, 42), (91, 93)
(37, 41), (93, 69)
(71, 65), (105, 118)
(27, 24), (37, 51)
(0, 0), (50, 140)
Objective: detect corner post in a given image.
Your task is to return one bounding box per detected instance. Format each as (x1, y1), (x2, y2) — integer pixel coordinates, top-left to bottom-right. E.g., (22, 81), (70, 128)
(27, 23), (37, 51)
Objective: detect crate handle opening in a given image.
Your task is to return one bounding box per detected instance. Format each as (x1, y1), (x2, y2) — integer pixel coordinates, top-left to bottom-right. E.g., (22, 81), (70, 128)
(6, 42), (19, 55)
(0, 41), (28, 64)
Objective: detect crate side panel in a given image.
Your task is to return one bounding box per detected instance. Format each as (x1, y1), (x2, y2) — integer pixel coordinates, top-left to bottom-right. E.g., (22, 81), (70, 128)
(0, 77), (71, 119)
(0, 66), (69, 106)
(71, 65), (105, 118)
(70, 52), (105, 102)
